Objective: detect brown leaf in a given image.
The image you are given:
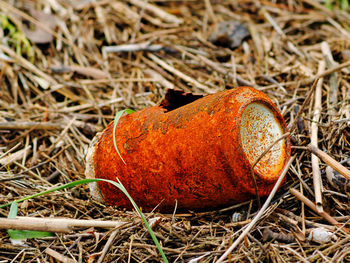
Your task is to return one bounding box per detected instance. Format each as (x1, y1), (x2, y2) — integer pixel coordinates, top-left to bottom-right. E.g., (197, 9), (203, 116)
(22, 9), (56, 44)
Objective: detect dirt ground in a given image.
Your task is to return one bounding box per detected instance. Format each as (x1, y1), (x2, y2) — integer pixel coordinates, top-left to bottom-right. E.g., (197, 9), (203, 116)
(1, 0), (350, 262)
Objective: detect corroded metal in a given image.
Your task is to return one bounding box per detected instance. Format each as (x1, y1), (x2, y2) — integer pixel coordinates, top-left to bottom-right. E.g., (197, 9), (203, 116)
(85, 87), (291, 212)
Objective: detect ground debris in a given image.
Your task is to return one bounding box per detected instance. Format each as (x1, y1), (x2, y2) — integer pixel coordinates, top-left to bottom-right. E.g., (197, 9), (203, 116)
(208, 20), (250, 49)
(0, 0), (350, 262)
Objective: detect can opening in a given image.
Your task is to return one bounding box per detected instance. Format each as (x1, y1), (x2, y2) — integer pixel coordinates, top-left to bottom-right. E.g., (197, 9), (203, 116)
(160, 89), (203, 112)
(240, 102), (287, 180)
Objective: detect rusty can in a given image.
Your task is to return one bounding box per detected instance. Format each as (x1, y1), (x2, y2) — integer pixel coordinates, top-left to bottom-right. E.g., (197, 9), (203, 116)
(85, 87), (291, 212)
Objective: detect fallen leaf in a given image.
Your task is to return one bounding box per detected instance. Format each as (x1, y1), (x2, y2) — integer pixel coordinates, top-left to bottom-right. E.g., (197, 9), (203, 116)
(22, 9), (57, 44)
(209, 20), (250, 49)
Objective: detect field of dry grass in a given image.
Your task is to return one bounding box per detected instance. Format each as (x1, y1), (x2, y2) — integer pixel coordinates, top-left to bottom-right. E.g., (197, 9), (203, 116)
(1, 0), (350, 262)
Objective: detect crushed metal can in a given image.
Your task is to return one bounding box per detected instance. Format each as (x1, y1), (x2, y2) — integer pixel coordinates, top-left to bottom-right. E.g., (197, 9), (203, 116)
(85, 87), (291, 212)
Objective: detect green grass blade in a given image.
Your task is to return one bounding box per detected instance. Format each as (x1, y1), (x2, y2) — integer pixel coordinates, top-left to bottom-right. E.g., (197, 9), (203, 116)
(7, 202), (53, 240)
(1, 178), (168, 262)
(341, 0), (349, 9)
(111, 108), (167, 262)
(325, 0), (333, 9)
(8, 230), (54, 240)
(0, 179), (102, 209)
(112, 109), (135, 164)
(114, 178), (168, 263)
(8, 202), (18, 218)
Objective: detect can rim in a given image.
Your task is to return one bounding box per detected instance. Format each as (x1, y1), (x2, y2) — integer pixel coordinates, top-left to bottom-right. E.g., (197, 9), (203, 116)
(238, 97), (291, 182)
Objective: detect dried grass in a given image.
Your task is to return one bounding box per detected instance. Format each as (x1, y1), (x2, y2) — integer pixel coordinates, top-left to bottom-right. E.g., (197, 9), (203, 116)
(0, 0), (350, 262)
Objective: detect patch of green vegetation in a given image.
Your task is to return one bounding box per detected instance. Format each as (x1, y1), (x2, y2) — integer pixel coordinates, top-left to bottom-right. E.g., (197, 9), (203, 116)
(325, 0), (349, 10)
(0, 15), (34, 62)
(1, 178), (169, 262)
(7, 202), (53, 240)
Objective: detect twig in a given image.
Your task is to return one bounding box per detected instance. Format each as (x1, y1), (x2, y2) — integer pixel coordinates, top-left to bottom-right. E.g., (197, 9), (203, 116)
(277, 208), (337, 231)
(104, 42), (165, 53)
(216, 156), (295, 263)
(44, 247), (77, 263)
(144, 69), (175, 90)
(296, 159), (306, 236)
(129, 0), (183, 25)
(0, 122), (64, 130)
(0, 142), (21, 160)
(321, 41), (338, 122)
(252, 132), (291, 171)
(311, 61), (325, 213)
(0, 146), (31, 167)
(51, 65), (108, 79)
(97, 229), (120, 263)
(327, 17), (350, 39)
(250, 132), (291, 209)
(0, 217), (127, 233)
(307, 145), (350, 180)
(314, 59), (350, 80)
(204, 0), (217, 23)
(289, 188), (350, 234)
(333, 117), (350, 123)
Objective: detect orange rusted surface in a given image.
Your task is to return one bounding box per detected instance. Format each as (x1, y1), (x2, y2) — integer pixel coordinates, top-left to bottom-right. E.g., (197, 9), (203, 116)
(86, 87), (291, 212)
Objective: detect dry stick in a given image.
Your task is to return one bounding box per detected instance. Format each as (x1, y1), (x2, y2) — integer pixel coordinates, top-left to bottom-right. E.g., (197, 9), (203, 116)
(307, 145), (350, 180)
(127, 235), (134, 263)
(0, 146), (31, 167)
(289, 188), (350, 234)
(314, 59), (350, 81)
(0, 217), (127, 233)
(144, 69), (175, 90)
(327, 17), (350, 40)
(148, 53), (212, 93)
(104, 42), (165, 53)
(129, 0), (183, 24)
(250, 132), (291, 209)
(277, 208), (337, 231)
(216, 156), (295, 263)
(97, 229), (120, 263)
(0, 122), (64, 130)
(204, 0), (217, 23)
(44, 247), (76, 263)
(311, 61), (326, 213)
(0, 142), (21, 160)
(321, 41), (338, 121)
(296, 159), (306, 236)
(289, 59), (350, 132)
(333, 117), (350, 123)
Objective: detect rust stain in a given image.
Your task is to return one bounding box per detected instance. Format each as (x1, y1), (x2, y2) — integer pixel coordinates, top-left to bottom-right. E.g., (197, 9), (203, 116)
(86, 87), (291, 212)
